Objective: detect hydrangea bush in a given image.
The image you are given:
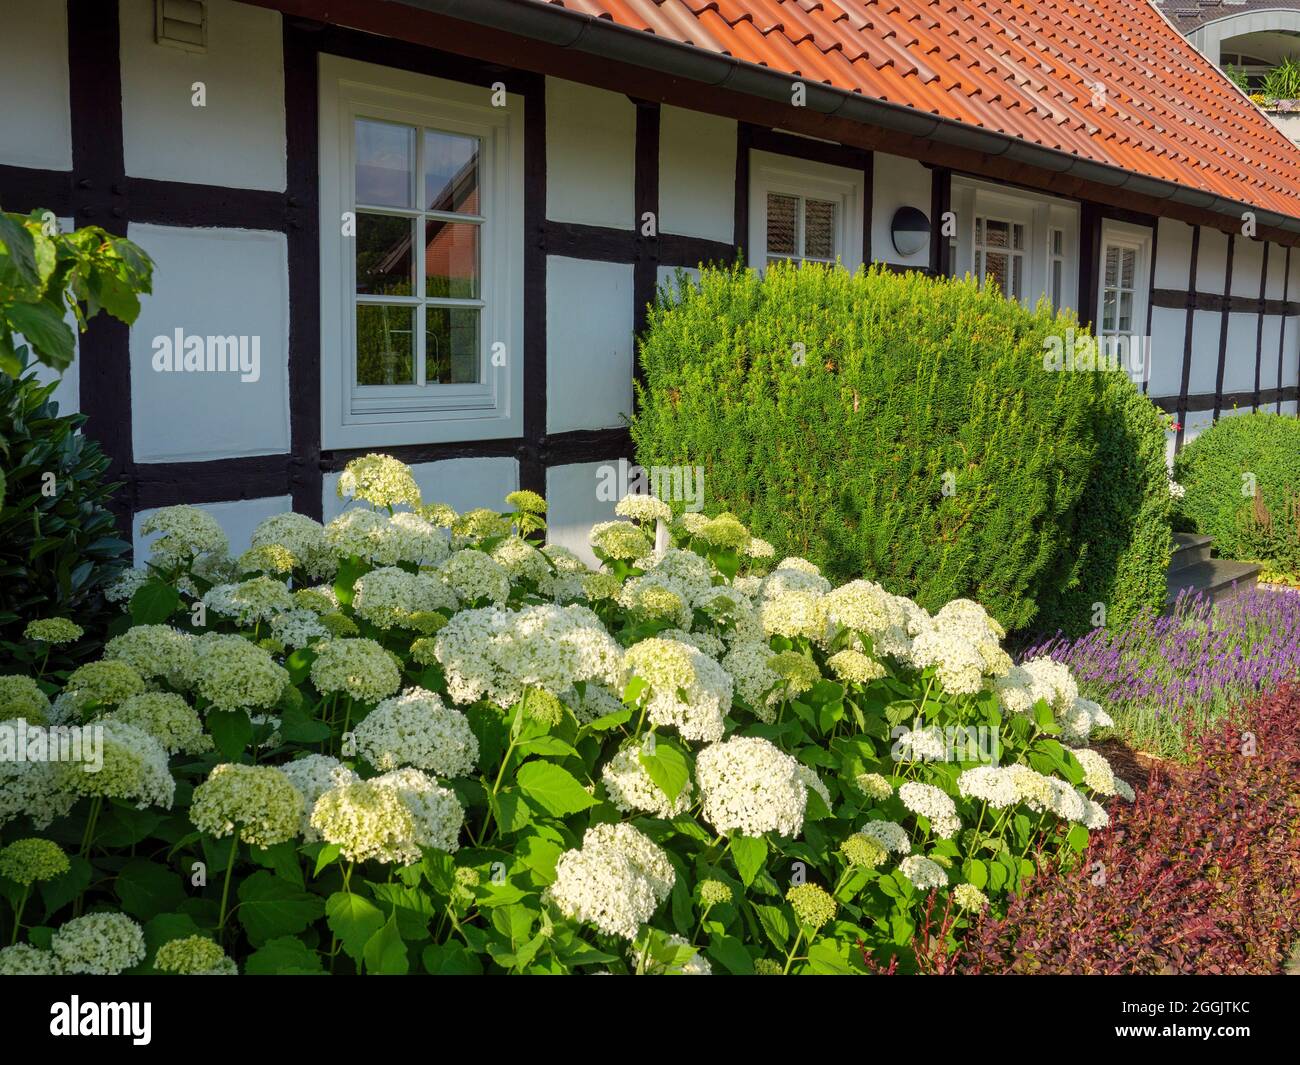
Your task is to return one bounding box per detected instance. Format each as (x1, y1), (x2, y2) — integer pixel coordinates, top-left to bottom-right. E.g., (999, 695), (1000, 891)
(0, 455), (1130, 975)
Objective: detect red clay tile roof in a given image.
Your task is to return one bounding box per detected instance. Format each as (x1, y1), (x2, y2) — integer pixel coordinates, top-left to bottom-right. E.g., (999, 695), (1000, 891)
(536, 0), (1300, 220)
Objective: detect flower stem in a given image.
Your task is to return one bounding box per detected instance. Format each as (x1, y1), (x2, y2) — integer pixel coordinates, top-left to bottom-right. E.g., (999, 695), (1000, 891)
(216, 837), (239, 938)
(9, 885), (30, 946)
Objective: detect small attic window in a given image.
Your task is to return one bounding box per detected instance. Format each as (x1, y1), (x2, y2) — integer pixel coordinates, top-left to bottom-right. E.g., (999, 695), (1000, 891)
(155, 0), (207, 53)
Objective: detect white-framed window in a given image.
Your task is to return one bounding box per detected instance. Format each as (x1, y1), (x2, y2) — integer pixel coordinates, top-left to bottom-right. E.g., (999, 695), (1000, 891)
(949, 178), (1078, 313)
(1096, 220), (1152, 379)
(319, 55), (523, 449)
(747, 150), (864, 270)
(1048, 227), (1067, 313)
(973, 216), (1026, 300)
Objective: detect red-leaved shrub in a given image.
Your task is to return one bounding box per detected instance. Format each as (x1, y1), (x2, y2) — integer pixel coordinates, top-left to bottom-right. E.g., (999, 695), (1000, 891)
(959, 683), (1300, 974)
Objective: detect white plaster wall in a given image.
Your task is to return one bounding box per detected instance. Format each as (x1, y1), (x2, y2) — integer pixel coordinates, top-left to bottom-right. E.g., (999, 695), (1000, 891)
(1187, 309), (1222, 395)
(1230, 238), (1266, 299)
(658, 106), (735, 244)
(546, 460), (617, 566)
(1196, 229), (1230, 294)
(128, 223), (290, 462)
(133, 494), (292, 564)
(119, 0), (286, 191)
(1260, 316), (1283, 396)
(1280, 400), (1298, 416)
(1282, 316), (1300, 395)
(0, 2), (71, 170)
(1221, 313), (1260, 394)
(322, 456), (518, 523)
(1180, 409), (1217, 446)
(871, 153), (931, 269)
(1266, 244), (1289, 300)
(546, 78), (634, 230)
(546, 256), (634, 433)
(1147, 305), (1185, 397)
(1154, 218), (1195, 289)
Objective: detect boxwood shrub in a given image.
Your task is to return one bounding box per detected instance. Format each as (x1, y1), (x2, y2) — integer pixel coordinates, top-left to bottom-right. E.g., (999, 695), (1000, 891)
(632, 263), (1171, 636)
(1173, 411), (1300, 569)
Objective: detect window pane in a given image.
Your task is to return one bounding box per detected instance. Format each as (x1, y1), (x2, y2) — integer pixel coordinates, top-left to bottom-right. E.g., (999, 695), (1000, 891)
(975, 218), (984, 244)
(1011, 254), (1023, 299)
(356, 304), (415, 385)
(356, 119), (414, 208)
(355, 213), (414, 296)
(1120, 248), (1136, 290)
(1102, 290), (1117, 334)
(984, 220), (1010, 249)
(1051, 259), (1063, 312)
(767, 193), (798, 256)
(425, 130), (480, 214)
(426, 307), (480, 384)
(1012, 223), (1025, 251)
(1104, 246), (1120, 288)
(985, 251), (1009, 294)
(804, 199), (837, 259)
(424, 220), (480, 299)
(1051, 228), (1063, 256)
(1118, 291), (1133, 332)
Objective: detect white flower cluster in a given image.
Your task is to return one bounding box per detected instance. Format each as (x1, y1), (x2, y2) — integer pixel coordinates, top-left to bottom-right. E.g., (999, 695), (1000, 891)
(695, 736), (810, 837)
(352, 567), (457, 629)
(601, 742), (694, 817)
(311, 768), (464, 864)
(623, 637), (733, 742)
(897, 781), (961, 838)
(434, 604), (621, 707)
(278, 754), (360, 841)
(354, 686), (479, 777)
(139, 505), (229, 567)
(545, 823), (674, 940)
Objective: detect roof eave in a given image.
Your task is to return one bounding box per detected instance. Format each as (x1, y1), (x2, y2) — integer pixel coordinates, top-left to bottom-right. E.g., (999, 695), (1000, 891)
(393, 0), (1300, 234)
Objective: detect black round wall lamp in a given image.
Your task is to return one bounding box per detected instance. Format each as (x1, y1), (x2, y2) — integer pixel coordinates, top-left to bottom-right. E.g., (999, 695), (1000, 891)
(890, 206), (931, 257)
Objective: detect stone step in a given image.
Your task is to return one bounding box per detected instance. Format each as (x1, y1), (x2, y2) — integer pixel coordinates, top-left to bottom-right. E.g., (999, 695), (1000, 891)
(1169, 531), (1214, 573)
(1165, 557), (1262, 609)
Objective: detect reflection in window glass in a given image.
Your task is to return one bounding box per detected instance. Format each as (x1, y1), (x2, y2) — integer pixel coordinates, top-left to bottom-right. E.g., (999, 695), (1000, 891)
(766, 194), (798, 257)
(424, 129), (480, 214)
(355, 119), (413, 208)
(427, 307), (480, 385)
(355, 213), (413, 296)
(356, 304), (415, 386)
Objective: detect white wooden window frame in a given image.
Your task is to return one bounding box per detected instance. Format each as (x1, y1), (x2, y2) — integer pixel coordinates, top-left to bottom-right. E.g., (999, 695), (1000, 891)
(747, 150), (864, 270)
(973, 213), (1028, 301)
(319, 55), (523, 450)
(950, 178), (1079, 313)
(1097, 220), (1152, 340)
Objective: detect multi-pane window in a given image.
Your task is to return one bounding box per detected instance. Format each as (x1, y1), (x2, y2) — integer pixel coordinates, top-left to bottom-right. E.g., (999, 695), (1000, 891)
(352, 118), (484, 393)
(1048, 227), (1066, 313)
(973, 216), (1025, 300)
(1100, 243), (1138, 337)
(765, 193), (838, 264)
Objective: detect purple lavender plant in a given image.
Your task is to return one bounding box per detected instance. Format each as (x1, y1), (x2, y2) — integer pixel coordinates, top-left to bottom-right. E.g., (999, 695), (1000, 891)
(1025, 587), (1300, 758)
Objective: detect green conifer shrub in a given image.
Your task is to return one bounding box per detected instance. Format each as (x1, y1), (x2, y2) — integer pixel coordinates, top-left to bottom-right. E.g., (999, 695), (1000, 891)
(632, 263), (1171, 635)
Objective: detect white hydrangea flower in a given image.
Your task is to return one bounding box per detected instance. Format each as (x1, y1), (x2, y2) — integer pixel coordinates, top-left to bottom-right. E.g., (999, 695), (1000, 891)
(191, 633), (289, 712)
(544, 823), (673, 940)
(434, 604), (621, 707)
(928, 599), (1011, 676)
(563, 683), (624, 725)
(0, 943), (64, 975)
(721, 640), (780, 721)
(909, 622), (986, 695)
(818, 579), (913, 659)
(54, 719), (174, 811)
(336, 454), (422, 510)
(140, 505), (229, 568)
(1019, 656), (1080, 716)
(1078, 796), (1109, 830)
(860, 819), (911, 854)
(897, 781), (960, 838)
(491, 536), (551, 584)
(105, 567), (151, 605)
(103, 625), (197, 686)
(894, 725), (947, 762)
(311, 767), (463, 864)
(310, 638), (402, 704)
(439, 549), (510, 606)
(615, 493), (672, 525)
(1071, 747), (1117, 796)
(957, 766), (1018, 809)
(352, 566), (456, 629)
(601, 742), (694, 817)
(354, 686), (478, 777)
(617, 574), (693, 627)
(898, 854), (948, 891)
(0, 742), (76, 829)
(622, 637), (732, 743)
(190, 763), (304, 846)
(695, 736), (809, 838)
(202, 576), (295, 626)
(538, 544), (591, 603)
(51, 913), (145, 975)
(250, 512), (335, 578)
(269, 608), (329, 649)
(278, 754), (360, 841)
(386, 511), (450, 566)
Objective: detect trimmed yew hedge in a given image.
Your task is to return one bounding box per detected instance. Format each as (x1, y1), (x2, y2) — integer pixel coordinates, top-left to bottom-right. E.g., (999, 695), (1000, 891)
(959, 683), (1300, 975)
(632, 263), (1172, 636)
